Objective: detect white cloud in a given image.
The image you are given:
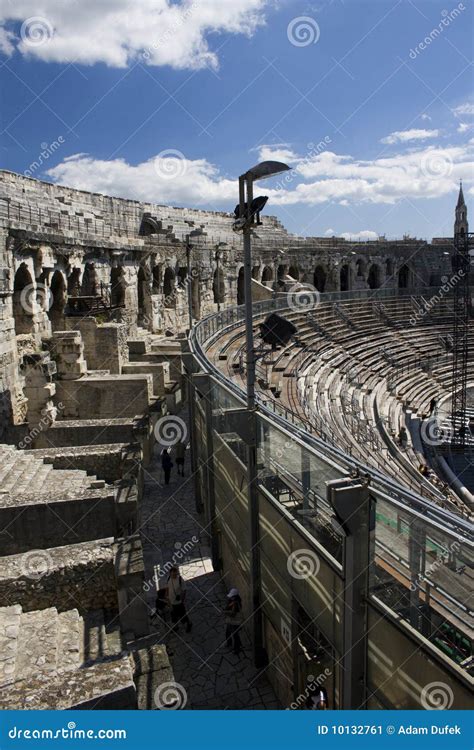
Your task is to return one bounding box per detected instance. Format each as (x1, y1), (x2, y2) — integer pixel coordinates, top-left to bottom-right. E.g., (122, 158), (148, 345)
(458, 123), (471, 134)
(256, 144), (298, 164)
(420, 114), (431, 121)
(45, 141), (474, 209)
(268, 143), (474, 206)
(46, 152), (236, 205)
(453, 102), (474, 117)
(0, 0), (269, 70)
(380, 128), (440, 145)
(339, 230), (378, 241)
(324, 228), (335, 236)
(0, 26), (14, 55)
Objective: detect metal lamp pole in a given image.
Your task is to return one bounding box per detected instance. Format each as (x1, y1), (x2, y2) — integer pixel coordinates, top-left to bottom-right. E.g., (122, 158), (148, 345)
(236, 161), (291, 667)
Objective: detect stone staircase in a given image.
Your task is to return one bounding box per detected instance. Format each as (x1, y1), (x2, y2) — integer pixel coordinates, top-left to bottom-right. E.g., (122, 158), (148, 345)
(0, 443), (101, 500)
(0, 604), (130, 708)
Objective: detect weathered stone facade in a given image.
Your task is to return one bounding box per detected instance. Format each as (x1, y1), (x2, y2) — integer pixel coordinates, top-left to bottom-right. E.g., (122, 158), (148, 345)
(0, 169), (462, 710)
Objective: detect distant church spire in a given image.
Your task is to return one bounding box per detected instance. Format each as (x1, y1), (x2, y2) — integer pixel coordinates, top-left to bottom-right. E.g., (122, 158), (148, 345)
(455, 180), (468, 237)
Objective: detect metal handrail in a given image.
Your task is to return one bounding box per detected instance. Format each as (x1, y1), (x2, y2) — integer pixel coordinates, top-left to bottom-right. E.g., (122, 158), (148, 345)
(189, 287), (473, 542)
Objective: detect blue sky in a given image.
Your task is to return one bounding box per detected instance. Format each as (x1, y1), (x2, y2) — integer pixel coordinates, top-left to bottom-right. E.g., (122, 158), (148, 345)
(0, 0), (473, 240)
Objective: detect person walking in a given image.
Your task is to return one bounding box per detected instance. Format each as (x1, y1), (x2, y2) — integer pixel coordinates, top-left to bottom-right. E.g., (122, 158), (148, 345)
(224, 588), (243, 656)
(161, 448), (173, 485)
(429, 397), (438, 417)
(175, 440), (186, 476)
(167, 566), (192, 633)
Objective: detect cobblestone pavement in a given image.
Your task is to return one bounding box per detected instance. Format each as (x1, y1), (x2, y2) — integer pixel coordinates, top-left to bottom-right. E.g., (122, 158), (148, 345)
(139, 421), (280, 710)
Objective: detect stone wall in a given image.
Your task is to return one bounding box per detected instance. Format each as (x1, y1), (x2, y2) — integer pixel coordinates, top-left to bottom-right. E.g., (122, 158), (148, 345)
(0, 539), (117, 613)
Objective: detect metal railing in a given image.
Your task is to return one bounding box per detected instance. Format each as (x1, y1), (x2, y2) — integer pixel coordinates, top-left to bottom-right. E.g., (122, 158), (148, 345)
(189, 287), (473, 540)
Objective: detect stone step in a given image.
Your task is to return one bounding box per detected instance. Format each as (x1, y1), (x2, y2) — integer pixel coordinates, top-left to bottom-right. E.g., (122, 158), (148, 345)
(82, 609), (121, 664)
(16, 607), (59, 682)
(57, 609), (83, 672)
(0, 604), (22, 686)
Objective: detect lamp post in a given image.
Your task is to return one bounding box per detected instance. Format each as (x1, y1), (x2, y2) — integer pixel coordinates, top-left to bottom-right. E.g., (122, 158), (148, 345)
(214, 242), (228, 312)
(185, 228), (207, 330)
(234, 160), (291, 666)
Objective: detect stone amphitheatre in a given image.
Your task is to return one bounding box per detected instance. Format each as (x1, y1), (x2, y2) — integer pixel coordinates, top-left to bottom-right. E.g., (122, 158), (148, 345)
(0, 169), (472, 710)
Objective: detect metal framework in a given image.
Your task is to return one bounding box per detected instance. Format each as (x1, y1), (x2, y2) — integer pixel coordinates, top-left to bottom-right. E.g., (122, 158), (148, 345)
(450, 227), (472, 447)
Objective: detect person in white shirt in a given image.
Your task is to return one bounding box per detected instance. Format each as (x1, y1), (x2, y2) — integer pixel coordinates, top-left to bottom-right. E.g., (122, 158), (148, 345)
(167, 566), (192, 633)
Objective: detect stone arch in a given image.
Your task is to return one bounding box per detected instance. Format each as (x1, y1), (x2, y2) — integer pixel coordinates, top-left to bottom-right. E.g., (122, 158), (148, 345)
(13, 263), (34, 335)
(163, 267), (176, 307)
(48, 270), (67, 330)
(313, 265), (326, 292)
(367, 263), (382, 289)
(110, 267), (126, 307)
(237, 267), (245, 305)
(261, 266), (273, 285)
(191, 270), (201, 319)
(178, 267), (187, 286)
(81, 263), (98, 297)
(213, 267), (225, 304)
(288, 265), (299, 281)
(340, 264), (351, 292)
(398, 264), (410, 289)
(137, 266), (147, 321)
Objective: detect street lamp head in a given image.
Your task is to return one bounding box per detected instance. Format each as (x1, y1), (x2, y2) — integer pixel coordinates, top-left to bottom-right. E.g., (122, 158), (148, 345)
(243, 160), (291, 182)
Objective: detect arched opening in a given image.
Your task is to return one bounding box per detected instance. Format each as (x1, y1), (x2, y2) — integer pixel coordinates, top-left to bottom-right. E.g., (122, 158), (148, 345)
(386, 259), (394, 279)
(340, 264), (350, 292)
(163, 267), (175, 307)
(213, 268), (225, 304)
(367, 264), (381, 289)
(81, 263), (98, 297)
(48, 270), (67, 330)
(288, 265), (299, 281)
(356, 259), (366, 278)
(152, 265), (162, 294)
(137, 267), (147, 320)
(13, 263), (34, 335)
(178, 267), (187, 286)
(67, 268), (81, 298)
(110, 267), (126, 307)
(252, 266), (260, 280)
(261, 266), (273, 286)
(191, 272), (201, 319)
(313, 266), (326, 292)
(398, 264), (410, 289)
(237, 267), (245, 305)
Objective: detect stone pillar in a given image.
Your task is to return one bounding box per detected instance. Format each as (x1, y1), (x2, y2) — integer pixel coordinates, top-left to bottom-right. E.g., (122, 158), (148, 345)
(114, 535), (150, 640)
(22, 352), (58, 429)
(51, 330), (87, 379)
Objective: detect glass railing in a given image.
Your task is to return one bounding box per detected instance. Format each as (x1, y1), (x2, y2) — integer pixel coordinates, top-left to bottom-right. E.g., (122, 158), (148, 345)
(189, 288), (474, 667)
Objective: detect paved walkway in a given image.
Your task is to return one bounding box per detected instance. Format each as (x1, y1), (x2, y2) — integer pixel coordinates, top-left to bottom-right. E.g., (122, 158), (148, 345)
(139, 417), (280, 710)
